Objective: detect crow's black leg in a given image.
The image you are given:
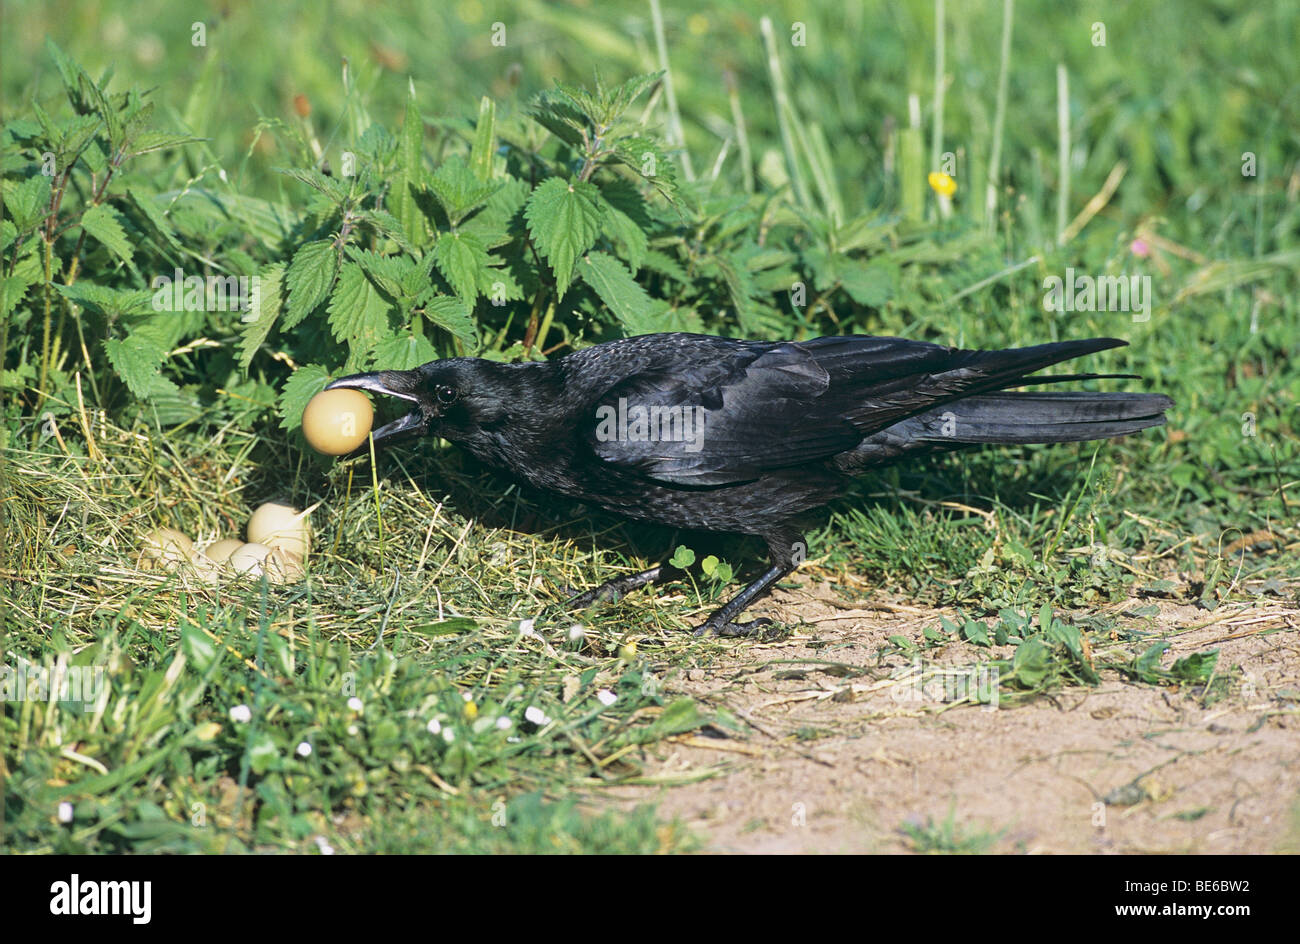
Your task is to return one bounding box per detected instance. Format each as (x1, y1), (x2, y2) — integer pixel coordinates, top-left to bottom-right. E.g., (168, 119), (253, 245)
(694, 562), (794, 636)
(566, 563), (682, 609)
(693, 530), (804, 637)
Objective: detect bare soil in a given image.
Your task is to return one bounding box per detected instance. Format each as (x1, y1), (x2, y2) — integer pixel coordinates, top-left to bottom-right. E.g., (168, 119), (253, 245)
(608, 581), (1300, 854)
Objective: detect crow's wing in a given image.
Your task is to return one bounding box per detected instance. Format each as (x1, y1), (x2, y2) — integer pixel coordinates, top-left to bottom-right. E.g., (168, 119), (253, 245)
(584, 334), (1128, 487)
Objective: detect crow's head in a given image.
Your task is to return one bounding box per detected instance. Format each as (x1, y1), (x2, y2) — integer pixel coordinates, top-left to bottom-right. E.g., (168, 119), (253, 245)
(324, 358), (517, 448)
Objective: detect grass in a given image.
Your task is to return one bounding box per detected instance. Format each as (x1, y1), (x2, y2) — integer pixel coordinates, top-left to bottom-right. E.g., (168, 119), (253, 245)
(3, 0), (1299, 853)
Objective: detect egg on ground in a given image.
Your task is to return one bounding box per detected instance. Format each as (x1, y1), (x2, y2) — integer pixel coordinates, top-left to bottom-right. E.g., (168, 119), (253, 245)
(137, 528), (194, 571)
(226, 542), (305, 585)
(247, 502), (310, 557)
(302, 388), (373, 455)
(202, 538), (244, 563)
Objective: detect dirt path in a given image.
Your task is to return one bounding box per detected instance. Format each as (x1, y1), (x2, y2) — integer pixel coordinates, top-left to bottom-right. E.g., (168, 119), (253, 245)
(609, 583), (1300, 853)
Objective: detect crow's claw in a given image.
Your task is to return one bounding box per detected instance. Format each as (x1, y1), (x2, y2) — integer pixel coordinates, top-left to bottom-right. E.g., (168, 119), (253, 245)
(693, 616), (776, 638)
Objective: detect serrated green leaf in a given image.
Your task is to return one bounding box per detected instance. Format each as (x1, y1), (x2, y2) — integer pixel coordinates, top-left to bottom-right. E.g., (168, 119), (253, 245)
(327, 263), (392, 350)
(428, 154), (500, 225)
(347, 247), (412, 300)
(125, 187), (183, 255)
(579, 250), (655, 335)
(611, 136), (677, 197)
(237, 264), (284, 370)
(421, 295), (478, 349)
(5, 175), (51, 231)
(0, 275), (32, 320)
(278, 364), (332, 431)
(642, 248), (689, 284)
(528, 89), (591, 148)
(80, 203), (134, 270)
(357, 208), (416, 255)
(838, 258), (898, 307)
(433, 231), (489, 307)
(525, 177), (602, 298)
(277, 166), (350, 203)
(55, 282), (154, 317)
(129, 130), (204, 156)
(284, 239), (338, 329)
(371, 332), (438, 371)
(103, 332), (177, 399)
(597, 190), (648, 272)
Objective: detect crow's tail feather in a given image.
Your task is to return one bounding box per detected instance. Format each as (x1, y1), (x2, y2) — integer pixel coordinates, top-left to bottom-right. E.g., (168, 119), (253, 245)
(915, 391), (1174, 444)
(841, 390), (1173, 469)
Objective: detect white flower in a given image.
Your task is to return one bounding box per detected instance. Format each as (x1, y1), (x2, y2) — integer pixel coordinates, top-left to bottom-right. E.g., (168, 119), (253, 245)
(507, 736), (520, 744)
(346, 724), (359, 736)
(524, 705), (551, 726)
(229, 704), (252, 723)
(461, 690), (474, 701)
(57, 802), (74, 824)
(567, 624), (585, 642)
(596, 689), (617, 707)
(296, 741), (312, 757)
(346, 697), (363, 712)
(519, 618), (537, 637)
(314, 835), (335, 856)
(442, 727), (455, 743)
(426, 718), (442, 735)
(495, 716), (512, 731)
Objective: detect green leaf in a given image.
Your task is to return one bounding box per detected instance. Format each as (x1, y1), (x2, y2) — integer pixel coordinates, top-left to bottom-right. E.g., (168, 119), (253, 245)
(1170, 650), (1219, 682)
(597, 189), (648, 272)
(838, 258), (898, 307)
(0, 275), (33, 321)
(125, 187), (182, 255)
(237, 264), (285, 370)
(469, 96), (497, 181)
(433, 231), (489, 307)
(421, 295), (478, 349)
(600, 72), (663, 121)
(56, 282), (154, 317)
(391, 92), (427, 247)
(1012, 638), (1052, 688)
(347, 247), (412, 300)
(129, 130), (204, 157)
(962, 619), (990, 647)
(611, 136), (677, 197)
(669, 546), (696, 569)
(642, 698), (704, 739)
(284, 239), (338, 329)
(277, 166), (350, 203)
(327, 263), (392, 350)
(80, 203), (135, 270)
(579, 250), (655, 335)
(4, 175), (51, 231)
(278, 364), (332, 431)
(428, 154), (499, 225)
(179, 621), (219, 673)
(357, 209), (416, 255)
(103, 332), (177, 398)
(372, 332), (438, 371)
(525, 177), (602, 298)
(527, 89), (591, 148)
(247, 731), (280, 776)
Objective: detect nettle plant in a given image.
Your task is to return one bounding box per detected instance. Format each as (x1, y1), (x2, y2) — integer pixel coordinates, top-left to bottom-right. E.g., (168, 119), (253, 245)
(3, 45), (933, 445)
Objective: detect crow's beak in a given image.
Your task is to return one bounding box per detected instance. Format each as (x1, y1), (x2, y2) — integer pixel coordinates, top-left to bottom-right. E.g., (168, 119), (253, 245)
(325, 370), (430, 447)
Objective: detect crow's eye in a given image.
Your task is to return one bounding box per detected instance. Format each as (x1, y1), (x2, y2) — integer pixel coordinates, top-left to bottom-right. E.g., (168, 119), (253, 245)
(435, 384), (458, 405)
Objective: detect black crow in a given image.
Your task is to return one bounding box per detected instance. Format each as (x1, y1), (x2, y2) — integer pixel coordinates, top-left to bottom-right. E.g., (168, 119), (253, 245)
(326, 333), (1171, 635)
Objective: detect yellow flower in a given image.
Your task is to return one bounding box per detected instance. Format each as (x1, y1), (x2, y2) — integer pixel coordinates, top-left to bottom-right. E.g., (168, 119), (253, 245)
(928, 172), (957, 198)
